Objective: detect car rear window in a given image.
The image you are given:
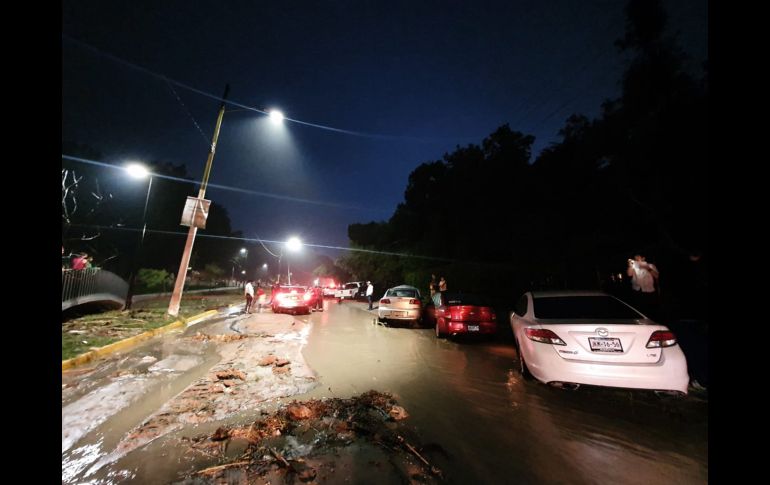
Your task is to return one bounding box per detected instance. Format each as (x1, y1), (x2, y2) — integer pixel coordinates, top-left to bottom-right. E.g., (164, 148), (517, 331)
(344, 283), (359, 289)
(533, 296), (643, 320)
(443, 293), (488, 306)
(386, 289), (418, 298)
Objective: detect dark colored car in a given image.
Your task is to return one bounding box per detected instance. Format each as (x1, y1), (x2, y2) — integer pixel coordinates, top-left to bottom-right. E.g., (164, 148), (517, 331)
(425, 292), (498, 338)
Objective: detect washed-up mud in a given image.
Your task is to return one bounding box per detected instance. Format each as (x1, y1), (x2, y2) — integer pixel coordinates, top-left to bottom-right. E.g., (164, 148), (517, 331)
(63, 312), (319, 482)
(176, 390), (445, 484)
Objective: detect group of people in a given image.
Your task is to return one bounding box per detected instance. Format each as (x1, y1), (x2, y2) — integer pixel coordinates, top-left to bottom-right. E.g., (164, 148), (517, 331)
(243, 280), (266, 313)
(429, 274), (447, 297)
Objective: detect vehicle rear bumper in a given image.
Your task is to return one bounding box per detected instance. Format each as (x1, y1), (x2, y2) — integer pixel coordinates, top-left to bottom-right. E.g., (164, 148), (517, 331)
(378, 308), (421, 320)
(447, 321), (497, 335)
(524, 341), (690, 394)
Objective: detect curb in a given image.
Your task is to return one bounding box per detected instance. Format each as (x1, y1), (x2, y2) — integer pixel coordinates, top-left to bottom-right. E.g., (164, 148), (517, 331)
(62, 309), (219, 371)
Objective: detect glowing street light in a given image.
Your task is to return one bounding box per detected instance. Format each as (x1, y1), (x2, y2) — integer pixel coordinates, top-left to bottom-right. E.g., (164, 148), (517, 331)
(286, 237), (302, 252)
(269, 109), (284, 125)
(125, 163), (150, 179)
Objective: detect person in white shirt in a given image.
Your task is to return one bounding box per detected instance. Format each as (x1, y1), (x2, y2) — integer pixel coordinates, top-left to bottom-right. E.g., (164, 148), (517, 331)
(627, 255), (660, 318)
(244, 280), (255, 313)
(366, 281), (374, 310)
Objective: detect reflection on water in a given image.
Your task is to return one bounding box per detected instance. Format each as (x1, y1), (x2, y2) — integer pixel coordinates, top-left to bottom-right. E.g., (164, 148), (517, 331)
(302, 302), (707, 484)
(65, 302), (706, 484)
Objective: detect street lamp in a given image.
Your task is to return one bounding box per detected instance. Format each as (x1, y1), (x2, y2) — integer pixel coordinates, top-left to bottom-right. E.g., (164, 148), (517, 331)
(123, 162), (153, 310)
(167, 84), (286, 316)
(269, 109), (284, 125)
(285, 237), (302, 285)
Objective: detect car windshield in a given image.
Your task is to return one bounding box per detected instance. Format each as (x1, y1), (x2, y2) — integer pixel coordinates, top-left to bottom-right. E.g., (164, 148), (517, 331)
(344, 283), (359, 289)
(443, 293), (488, 306)
(533, 295), (643, 320)
(386, 288), (418, 298)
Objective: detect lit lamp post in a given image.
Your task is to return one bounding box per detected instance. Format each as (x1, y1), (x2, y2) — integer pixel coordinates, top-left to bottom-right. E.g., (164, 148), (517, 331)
(123, 162), (153, 310)
(166, 82), (284, 316)
(285, 236), (302, 285)
(231, 247), (247, 284)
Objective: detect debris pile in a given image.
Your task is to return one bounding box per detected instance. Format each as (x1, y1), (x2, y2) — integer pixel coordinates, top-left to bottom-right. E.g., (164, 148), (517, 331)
(181, 391), (444, 484)
(190, 332), (249, 342)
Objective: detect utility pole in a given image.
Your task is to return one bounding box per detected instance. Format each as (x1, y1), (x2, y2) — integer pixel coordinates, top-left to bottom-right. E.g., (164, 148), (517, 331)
(167, 84), (230, 317)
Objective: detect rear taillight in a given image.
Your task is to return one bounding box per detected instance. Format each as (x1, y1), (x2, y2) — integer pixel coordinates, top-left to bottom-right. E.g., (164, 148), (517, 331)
(409, 299), (419, 305)
(303, 293), (312, 301)
(380, 298), (391, 304)
(525, 328), (566, 345)
(646, 330), (677, 348)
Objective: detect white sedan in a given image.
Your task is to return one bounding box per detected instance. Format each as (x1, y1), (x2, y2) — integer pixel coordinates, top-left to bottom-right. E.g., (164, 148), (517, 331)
(377, 285), (422, 325)
(510, 291), (689, 395)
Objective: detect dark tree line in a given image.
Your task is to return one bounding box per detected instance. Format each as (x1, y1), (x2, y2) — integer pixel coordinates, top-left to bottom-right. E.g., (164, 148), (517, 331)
(341, 0), (707, 320)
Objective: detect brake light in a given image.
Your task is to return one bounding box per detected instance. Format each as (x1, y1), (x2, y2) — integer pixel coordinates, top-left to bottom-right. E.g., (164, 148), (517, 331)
(646, 330), (677, 348)
(409, 299), (419, 305)
(303, 293), (312, 301)
(380, 298), (391, 304)
(330, 283), (336, 288)
(525, 328), (566, 345)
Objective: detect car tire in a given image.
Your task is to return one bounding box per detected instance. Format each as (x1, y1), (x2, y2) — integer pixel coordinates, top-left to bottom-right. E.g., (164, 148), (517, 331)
(516, 340), (531, 379)
(435, 320), (446, 339)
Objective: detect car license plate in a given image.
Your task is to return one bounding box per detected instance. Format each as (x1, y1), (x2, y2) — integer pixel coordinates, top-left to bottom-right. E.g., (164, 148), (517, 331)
(588, 337), (623, 352)
(391, 311), (406, 317)
(468, 325), (480, 331)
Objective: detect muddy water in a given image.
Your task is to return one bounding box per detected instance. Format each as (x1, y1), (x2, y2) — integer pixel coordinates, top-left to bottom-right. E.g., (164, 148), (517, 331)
(62, 328), (222, 482)
(301, 301), (708, 484)
(63, 301), (707, 484)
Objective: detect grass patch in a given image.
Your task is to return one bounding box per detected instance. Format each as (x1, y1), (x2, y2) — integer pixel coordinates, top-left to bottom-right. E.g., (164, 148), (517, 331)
(62, 291), (244, 360)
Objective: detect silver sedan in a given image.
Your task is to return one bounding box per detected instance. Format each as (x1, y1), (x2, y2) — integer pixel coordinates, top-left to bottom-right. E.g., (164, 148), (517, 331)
(377, 285), (422, 324)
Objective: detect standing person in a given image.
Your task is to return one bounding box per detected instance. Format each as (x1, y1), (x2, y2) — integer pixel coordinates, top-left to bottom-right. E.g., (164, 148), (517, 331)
(244, 280), (255, 314)
(313, 285), (324, 312)
(439, 276), (447, 292)
(429, 274), (438, 297)
(366, 281), (374, 310)
(256, 285), (266, 312)
(627, 255), (660, 318)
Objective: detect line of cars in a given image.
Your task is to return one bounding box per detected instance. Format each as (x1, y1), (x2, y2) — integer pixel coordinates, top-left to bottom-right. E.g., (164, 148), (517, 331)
(373, 284), (690, 395)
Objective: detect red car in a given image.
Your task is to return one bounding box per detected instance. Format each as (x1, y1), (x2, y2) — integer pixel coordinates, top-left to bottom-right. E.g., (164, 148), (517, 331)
(271, 285), (312, 314)
(426, 292), (498, 338)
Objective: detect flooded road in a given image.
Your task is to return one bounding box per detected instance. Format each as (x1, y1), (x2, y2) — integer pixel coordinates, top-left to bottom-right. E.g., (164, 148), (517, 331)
(62, 299), (707, 484)
(302, 300), (708, 484)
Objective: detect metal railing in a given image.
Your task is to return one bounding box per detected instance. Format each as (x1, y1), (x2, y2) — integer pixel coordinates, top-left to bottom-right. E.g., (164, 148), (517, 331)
(62, 268), (129, 311)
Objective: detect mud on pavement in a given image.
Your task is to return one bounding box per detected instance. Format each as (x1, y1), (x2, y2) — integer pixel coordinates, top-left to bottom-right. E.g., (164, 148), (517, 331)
(63, 310), (319, 481)
(176, 390), (445, 485)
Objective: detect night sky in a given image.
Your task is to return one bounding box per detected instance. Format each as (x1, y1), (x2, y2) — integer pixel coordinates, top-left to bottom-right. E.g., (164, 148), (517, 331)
(62, 0), (707, 260)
